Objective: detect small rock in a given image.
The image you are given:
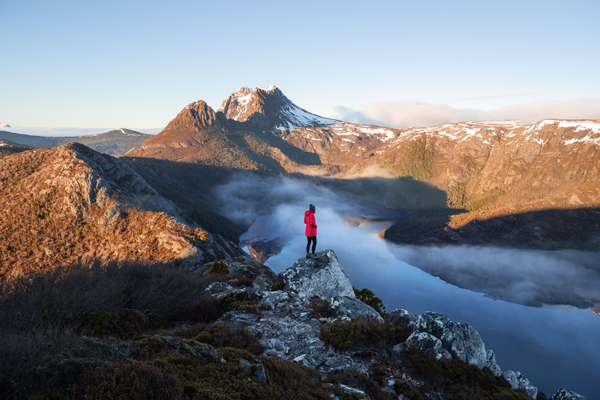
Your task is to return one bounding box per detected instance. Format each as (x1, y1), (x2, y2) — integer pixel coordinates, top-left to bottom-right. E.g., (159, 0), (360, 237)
(386, 309), (418, 326)
(204, 282), (233, 295)
(337, 384), (367, 398)
(382, 386), (397, 397)
(254, 364), (267, 382)
(291, 306), (314, 320)
(293, 350), (328, 368)
(240, 358), (252, 373)
(217, 310), (260, 324)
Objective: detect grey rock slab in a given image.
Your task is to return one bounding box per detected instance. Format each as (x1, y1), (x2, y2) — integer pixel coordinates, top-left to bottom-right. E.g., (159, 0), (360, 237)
(279, 249), (355, 302)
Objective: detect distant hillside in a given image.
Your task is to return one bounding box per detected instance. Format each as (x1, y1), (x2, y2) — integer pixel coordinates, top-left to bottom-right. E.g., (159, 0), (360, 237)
(0, 143), (244, 277)
(0, 136), (33, 158)
(0, 128), (151, 156)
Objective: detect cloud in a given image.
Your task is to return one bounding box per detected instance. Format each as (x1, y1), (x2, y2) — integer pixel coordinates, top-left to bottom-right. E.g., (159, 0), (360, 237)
(335, 98), (600, 128)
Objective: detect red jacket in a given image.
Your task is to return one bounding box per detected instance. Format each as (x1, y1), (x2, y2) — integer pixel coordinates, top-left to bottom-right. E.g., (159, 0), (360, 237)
(304, 210), (317, 237)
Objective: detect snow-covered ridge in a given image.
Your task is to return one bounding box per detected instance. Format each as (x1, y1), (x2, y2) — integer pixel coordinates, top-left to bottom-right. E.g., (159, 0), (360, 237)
(325, 123), (397, 142)
(275, 103), (338, 131)
(393, 119), (600, 147)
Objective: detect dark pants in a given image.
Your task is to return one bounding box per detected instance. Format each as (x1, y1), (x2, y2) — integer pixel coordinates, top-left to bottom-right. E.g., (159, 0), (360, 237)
(306, 236), (317, 253)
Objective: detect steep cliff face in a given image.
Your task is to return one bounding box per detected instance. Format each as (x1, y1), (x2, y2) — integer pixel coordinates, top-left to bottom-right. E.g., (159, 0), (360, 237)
(0, 143), (244, 277)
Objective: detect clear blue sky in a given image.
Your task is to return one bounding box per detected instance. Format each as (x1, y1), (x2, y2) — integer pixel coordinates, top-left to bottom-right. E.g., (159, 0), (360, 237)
(2, 0), (599, 132)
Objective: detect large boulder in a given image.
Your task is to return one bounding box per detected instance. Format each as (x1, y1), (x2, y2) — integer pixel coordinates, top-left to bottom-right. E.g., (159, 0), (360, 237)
(279, 249), (355, 302)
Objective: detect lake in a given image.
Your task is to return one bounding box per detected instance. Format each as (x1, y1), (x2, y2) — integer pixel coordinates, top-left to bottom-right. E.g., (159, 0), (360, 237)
(218, 175), (600, 399)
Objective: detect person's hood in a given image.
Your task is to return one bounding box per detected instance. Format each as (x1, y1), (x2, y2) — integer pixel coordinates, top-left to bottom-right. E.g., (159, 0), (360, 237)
(305, 210), (314, 217)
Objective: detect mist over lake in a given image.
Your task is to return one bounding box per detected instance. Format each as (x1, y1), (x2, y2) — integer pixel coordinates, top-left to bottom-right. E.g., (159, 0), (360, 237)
(216, 173), (600, 399)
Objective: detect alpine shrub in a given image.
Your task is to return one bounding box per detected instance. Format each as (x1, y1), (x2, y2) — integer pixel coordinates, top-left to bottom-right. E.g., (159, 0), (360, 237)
(71, 363), (184, 400)
(193, 322), (264, 354)
(353, 287), (387, 318)
(320, 316), (412, 352)
(209, 260), (230, 276)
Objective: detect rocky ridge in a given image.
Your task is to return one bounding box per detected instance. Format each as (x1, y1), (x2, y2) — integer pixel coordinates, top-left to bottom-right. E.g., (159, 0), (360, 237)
(205, 249), (587, 400)
(0, 143), (248, 277)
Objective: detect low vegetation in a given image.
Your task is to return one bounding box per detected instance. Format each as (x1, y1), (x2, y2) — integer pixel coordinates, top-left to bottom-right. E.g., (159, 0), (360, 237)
(397, 346), (533, 400)
(389, 139), (435, 182)
(320, 315), (412, 352)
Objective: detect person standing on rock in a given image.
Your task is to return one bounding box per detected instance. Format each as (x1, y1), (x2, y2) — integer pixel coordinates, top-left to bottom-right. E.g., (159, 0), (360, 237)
(304, 204), (318, 259)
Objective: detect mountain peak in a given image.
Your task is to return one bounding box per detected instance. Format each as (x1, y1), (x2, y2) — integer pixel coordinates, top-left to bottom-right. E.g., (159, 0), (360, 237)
(161, 100), (221, 134)
(218, 86), (338, 131)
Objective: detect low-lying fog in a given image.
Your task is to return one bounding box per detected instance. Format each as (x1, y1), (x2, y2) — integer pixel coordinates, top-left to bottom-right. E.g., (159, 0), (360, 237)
(215, 173), (600, 399)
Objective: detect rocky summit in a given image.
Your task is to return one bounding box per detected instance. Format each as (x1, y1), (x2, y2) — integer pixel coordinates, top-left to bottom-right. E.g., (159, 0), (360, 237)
(280, 249), (356, 302)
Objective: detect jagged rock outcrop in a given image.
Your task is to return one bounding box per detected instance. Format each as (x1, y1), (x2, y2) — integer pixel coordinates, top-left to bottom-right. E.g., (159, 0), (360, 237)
(413, 311), (492, 370)
(279, 249), (355, 302)
(502, 370), (538, 398)
(552, 388), (589, 400)
(397, 332), (451, 361)
(200, 249), (572, 399)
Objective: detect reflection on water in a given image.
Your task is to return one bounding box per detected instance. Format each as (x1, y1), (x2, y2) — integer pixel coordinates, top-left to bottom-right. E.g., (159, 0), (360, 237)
(254, 207), (600, 399)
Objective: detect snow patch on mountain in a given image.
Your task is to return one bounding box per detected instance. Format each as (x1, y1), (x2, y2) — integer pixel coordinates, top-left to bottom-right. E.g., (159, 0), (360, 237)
(275, 104), (338, 130)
